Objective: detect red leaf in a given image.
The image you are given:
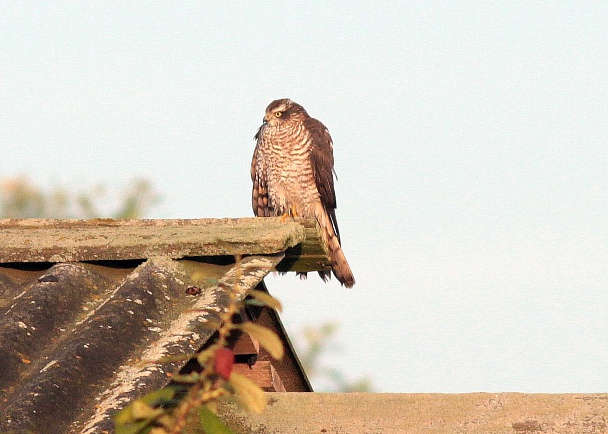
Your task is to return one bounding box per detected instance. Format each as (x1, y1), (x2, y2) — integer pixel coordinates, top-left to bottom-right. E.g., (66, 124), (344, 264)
(213, 347), (234, 380)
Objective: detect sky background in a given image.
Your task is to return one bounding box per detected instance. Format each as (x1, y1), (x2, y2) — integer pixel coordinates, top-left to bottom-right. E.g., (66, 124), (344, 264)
(1, 2), (607, 393)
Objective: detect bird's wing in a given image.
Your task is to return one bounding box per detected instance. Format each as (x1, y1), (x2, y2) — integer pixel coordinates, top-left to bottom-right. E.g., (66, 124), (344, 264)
(251, 127), (272, 217)
(305, 117), (341, 243)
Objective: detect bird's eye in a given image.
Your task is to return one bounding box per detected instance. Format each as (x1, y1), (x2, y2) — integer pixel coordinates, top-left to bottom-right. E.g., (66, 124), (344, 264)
(274, 111), (283, 118)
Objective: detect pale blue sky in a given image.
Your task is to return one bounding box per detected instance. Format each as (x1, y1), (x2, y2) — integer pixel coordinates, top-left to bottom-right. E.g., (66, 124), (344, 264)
(1, 2), (607, 392)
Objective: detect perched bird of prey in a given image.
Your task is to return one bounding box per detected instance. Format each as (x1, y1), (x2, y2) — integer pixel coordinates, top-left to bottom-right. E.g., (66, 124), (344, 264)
(251, 98), (355, 287)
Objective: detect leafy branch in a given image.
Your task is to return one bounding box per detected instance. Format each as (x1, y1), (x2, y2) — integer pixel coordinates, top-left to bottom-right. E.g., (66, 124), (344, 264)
(113, 257), (284, 434)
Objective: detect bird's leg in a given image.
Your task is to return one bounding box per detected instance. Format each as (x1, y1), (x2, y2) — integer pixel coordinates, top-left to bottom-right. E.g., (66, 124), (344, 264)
(290, 204), (299, 218)
(280, 205), (298, 222)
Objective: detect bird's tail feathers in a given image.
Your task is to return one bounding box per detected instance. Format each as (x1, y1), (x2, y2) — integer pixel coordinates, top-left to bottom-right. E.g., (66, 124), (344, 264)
(312, 203), (355, 288)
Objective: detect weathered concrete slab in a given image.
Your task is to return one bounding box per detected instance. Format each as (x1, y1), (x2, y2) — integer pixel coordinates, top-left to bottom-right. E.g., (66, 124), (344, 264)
(218, 392), (608, 433)
(0, 218), (329, 272)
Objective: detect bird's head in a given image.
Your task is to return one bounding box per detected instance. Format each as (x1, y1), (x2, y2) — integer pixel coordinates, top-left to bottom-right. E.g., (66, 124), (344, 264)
(263, 98), (308, 126)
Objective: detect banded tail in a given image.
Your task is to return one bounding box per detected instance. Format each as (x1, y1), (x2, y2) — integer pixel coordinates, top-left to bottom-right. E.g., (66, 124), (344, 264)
(312, 202), (355, 288)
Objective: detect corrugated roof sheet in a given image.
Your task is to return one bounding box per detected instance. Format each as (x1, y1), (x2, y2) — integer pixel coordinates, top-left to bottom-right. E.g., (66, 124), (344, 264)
(0, 218), (318, 433)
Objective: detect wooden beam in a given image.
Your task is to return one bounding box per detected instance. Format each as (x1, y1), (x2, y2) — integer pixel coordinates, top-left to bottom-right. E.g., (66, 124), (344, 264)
(0, 218), (330, 273)
(232, 332), (260, 357)
(242, 284), (313, 392)
(278, 218), (331, 273)
(232, 361), (286, 392)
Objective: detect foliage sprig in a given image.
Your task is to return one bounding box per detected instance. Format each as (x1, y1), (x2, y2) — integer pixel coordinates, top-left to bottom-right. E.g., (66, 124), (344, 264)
(113, 256), (284, 434)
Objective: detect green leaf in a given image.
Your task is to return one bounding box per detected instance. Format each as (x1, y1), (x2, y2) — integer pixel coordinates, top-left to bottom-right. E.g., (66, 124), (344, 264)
(247, 289), (283, 312)
(229, 372), (267, 414)
(138, 386), (180, 406)
(170, 372), (200, 384)
(196, 346), (217, 366)
(199, 405), (236, 434)
(130, 401), (165, 421)
(113, 386), (180, 433)
(114, 418), (152, 434)
(237, 323), (284, 360)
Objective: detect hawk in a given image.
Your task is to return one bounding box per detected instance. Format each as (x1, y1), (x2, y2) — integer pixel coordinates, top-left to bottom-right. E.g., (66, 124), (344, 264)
(251, 98), (355, 288)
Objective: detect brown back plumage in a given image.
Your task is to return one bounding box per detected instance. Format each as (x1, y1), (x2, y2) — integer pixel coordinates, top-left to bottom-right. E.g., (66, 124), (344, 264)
(251, 99), (355, 287)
